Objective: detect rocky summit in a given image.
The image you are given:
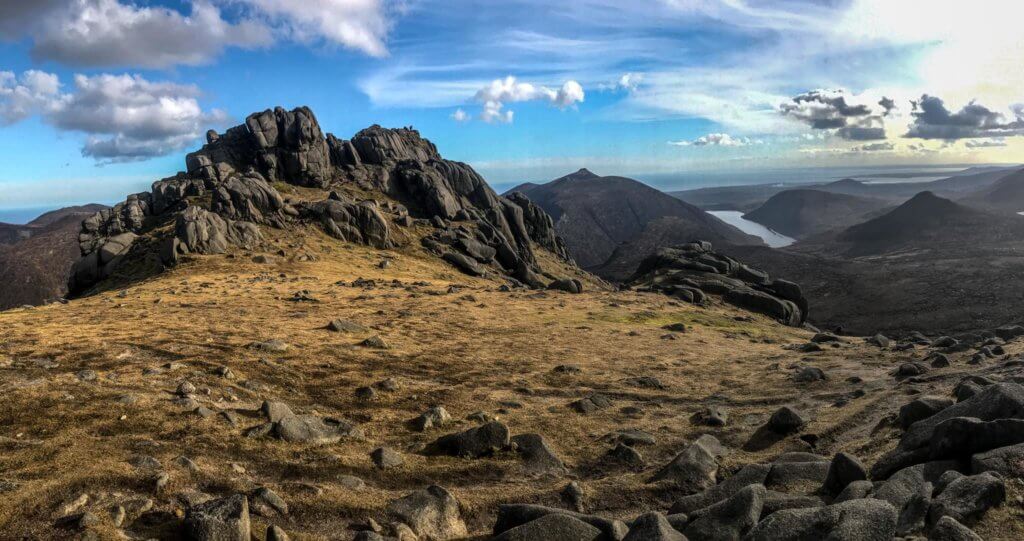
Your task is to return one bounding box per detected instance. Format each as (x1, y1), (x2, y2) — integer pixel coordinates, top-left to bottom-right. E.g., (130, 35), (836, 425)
(71, 106), (571, 295)
(2, 108), (1024, 541)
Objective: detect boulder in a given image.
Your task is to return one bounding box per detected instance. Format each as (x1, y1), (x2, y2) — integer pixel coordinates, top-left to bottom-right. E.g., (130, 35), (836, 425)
(930, 516), (983, 541)
(511, 433), (567, 475)
(183, 495), (251, 541)
(927, 472), (1005, 526)
(745, 499), (897, 541)
(649, 435), (725, 492)
(898, 396), (954, 430)
(623, 512), (686, 541)
(897, 383), (1024, 453)
(822, 453), (868, 495)
(548, 278), (583, 294)
(386, 486), (467, 541)
(493, 504), (628, 541)
(274, 414), (362, 444)
(492, 513), (602, 541)
(423, 421), (510, 458)
(767, 406), (807, 434)
(670, 464), (771, 515)
(683, 483), (765, 541)
(971, 442), (1024, 477)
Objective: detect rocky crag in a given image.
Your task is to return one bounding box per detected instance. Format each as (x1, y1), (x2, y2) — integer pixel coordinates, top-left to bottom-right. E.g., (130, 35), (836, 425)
(629, 242), (808, 327)
(71, 106), (571, 293)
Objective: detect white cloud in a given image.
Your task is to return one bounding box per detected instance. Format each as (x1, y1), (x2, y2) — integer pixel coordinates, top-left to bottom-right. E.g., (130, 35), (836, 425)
(669, 133), (761, 147)
(0, 70), (63, 124)
(233, 0), (396, 57)
(473, 76), (584, 123)
(481, 100), (513, 124)
(0, 0), (398, 69)
(450, 108), (470, 122)
(10, 0), (272, 69)
(0, 70), (229, 162)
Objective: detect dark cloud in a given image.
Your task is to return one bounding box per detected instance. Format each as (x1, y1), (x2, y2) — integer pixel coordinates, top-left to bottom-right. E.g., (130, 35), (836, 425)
(905, 95), (1024, 140)
(850, 142), (894, 152)
(780, 89), (887, 140)
(878, 96), (896, 116)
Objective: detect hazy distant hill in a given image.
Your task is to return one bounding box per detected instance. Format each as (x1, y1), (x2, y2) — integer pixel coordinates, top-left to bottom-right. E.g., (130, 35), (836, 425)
(961, 168), (1024, 214)
(742, 189), (890, 239)
(509, 169), (762, 271)
(0, 204), (108, 245)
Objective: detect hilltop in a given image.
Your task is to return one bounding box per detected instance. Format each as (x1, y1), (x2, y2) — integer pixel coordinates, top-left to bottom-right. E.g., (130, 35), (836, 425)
(510, 169), (761, 271)
(743, 189), (889, 239)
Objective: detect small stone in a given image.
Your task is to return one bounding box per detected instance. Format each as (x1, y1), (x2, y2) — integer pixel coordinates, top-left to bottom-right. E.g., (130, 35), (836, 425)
(371, 447), (405, 469)
(251, 487), (288, 516)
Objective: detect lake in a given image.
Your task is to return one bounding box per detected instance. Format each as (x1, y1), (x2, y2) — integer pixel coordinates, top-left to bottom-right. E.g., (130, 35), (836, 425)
(708, 210), (795, 248)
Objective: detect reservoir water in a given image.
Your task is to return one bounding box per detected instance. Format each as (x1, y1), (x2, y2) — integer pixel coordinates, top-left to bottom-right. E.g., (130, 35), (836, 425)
(708, 211), (796, 248)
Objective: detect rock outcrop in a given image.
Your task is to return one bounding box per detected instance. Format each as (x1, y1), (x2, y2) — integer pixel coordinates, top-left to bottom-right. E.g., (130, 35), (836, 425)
(629, 241), (808, 326)
(69, 106), (574, 293)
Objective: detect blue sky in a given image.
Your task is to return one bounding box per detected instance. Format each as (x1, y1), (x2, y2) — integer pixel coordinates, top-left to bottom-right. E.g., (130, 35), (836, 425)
(2, 0), (1024, 210)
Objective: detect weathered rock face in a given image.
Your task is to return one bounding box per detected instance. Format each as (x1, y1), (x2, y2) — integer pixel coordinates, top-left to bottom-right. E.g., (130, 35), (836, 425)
(629, 241), (808, 326)
(187, 106), (331, 188)
(70, 106), (574, 293)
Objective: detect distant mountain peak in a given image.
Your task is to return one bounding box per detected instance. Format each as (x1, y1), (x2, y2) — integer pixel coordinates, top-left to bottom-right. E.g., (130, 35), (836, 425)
(559, 168), (600, 182)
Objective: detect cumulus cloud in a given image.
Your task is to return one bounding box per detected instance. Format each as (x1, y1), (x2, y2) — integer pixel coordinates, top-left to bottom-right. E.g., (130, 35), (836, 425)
(450, 108), (470, 123)
(905, 95), (1024, 140)
(2, 0), (271, 69)
(0, 0), (397, 69)
(669, 133), (762, 147)
(850, 141), (895, 152)
(0, 70), (228, 162)
(0, 70), (63, 124)
(473, 76), (584, 123)
(779, 89), (888, 141)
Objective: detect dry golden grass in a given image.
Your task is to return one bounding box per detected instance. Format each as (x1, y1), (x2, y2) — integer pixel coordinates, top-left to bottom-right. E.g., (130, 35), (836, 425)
(1, 226), (1023, 539)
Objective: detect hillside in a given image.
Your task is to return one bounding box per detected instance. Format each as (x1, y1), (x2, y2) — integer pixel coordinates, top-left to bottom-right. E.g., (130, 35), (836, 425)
(828, 191), (1011, 256)
(743, 189), (889, 239)
(0, 205), (109, 310)
(4, 215), (1024, 539)
(510, 169), (762, 270)
(962, 168), (1024, 214)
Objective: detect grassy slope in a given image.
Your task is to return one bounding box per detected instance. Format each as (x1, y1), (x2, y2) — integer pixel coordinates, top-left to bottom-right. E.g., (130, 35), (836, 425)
(0, 225), (1021, 539)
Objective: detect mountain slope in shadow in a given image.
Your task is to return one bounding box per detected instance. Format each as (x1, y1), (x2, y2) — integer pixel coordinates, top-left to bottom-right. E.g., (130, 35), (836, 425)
(509, 169), (762, 271)
(743, 189), (890, 239)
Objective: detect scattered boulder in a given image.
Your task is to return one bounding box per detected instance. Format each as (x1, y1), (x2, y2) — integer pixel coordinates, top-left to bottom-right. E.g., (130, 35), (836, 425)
(745, 499), (897, 541)
(371, 447), (405, 469)
(492, 513), (602, 541)
(898, 396), (954, 430)
(511, 433), (567, 475)
(691, 405), (728, 427)
(411, 406), (452, 432)
(184, 494), (251, 541)
(649, 435), (726, 492)
(971, 442), (1024, 477)
(822, 453), (868, 495)
(930, 516), (983, 541)
(548, 278), (583, 294)
(493, 504), (628, 541)
(569, 393), (613, 414)
(767, 406), (807, 434)
(682, 483), (765, 541)
(423, 421), (510, 458)
(927, 472), (1005, 526)
(623, 512), (686, 541)
(386, 485), (467, 541)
